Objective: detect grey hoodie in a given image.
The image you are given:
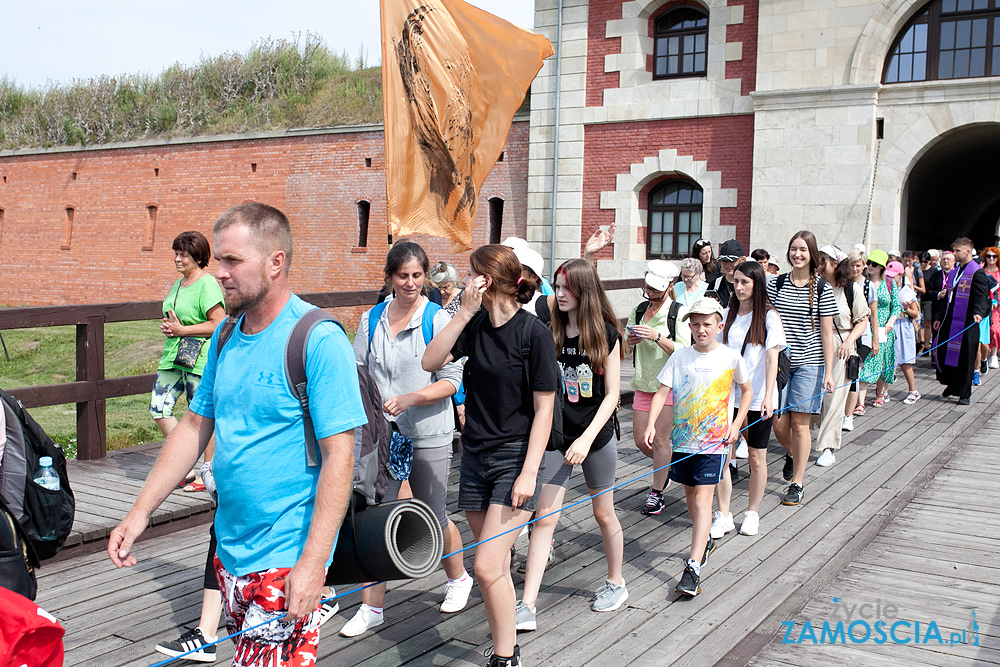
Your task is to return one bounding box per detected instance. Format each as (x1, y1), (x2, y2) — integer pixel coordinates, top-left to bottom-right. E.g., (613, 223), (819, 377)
(353, 297), (463, 448)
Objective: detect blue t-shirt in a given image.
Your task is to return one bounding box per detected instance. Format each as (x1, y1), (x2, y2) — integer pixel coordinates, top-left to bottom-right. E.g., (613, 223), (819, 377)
(540, 276), (554, 296)
(190, 294), (368, 576)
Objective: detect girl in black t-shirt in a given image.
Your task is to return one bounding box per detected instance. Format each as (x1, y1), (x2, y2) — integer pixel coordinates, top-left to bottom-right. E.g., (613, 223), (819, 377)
(423, 244), (559, 667)
(516, 259), (628, 630)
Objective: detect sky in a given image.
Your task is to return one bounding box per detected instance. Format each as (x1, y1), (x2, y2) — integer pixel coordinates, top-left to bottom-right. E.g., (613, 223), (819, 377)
(1, 0), (536, 89)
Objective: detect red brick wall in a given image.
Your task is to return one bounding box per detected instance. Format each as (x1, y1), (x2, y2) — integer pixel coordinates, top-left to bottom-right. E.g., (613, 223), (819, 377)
(581, 115), (754, 256)
(0, 122), (528, 326)
(588, 0), (760, 105)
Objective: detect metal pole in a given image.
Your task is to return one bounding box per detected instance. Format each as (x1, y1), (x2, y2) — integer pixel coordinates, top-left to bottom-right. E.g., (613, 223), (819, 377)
(548, 0), (564, 279)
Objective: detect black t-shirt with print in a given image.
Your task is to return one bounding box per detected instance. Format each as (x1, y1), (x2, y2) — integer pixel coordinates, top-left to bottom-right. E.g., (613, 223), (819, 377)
(558, 320), (622, 449)
(451, 309), (560, 454)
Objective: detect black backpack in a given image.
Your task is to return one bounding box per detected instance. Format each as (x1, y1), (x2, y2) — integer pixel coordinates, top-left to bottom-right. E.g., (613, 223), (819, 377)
(217, 309), (390, 508)
(0, 389), (76, 564)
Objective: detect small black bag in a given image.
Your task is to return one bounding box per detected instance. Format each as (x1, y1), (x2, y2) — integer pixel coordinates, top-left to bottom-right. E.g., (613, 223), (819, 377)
(845, 354), (861, 381)
(172, 336), (206, 369)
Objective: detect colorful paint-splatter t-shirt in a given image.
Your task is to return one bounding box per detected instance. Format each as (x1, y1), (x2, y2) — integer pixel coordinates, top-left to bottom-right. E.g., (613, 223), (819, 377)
(656, 344), (748, 455)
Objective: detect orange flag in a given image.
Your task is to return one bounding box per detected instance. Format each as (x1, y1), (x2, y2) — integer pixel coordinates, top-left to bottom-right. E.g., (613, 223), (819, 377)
(381, 0), (553, 251)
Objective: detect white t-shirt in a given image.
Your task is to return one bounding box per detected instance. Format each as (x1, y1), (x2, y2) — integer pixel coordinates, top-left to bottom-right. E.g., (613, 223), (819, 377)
(718, 309), (786, 411)
(656, 344), (748, 454)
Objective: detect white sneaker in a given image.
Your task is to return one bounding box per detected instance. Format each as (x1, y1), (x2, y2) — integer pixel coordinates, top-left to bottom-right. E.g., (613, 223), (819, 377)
(991, 355), (999, 369)
(317, 593), (339, 627)
(735, 438), (749, 459)
(842, 415), (854, 432)
(816, 449), (836, 467)
(709, 510), (735, 539)
(339, 604), (384, 637)
(739, 511), (760, 536)
(440, 573), (474, 613)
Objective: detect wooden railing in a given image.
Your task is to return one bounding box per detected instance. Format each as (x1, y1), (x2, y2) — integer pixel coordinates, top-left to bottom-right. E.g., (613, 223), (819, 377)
(1, 278), (644, 460)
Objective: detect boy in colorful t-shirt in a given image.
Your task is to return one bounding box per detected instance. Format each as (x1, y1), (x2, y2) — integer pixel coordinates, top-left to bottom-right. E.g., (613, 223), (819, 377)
(643, 297), (751, 596)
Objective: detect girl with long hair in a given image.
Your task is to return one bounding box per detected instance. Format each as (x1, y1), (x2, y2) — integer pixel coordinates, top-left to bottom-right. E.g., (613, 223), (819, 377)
(857, 250), (900, 408)
(813, 246), (870, 467)
(692, 238), (720, 285)
(711, 261), (785, 537)
(768, 231), (836, 506)
(423, 244), (559, 667)
(515, 259), (627, 631)
(341, 241), (470, 637)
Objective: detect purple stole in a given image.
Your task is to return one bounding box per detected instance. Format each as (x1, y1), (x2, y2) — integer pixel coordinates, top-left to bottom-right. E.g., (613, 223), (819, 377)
(940, 260), (981, 368)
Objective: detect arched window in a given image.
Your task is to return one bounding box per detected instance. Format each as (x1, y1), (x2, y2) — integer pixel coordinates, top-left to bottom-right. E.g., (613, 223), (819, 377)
(357, 200), (370, 248)
(488, 197), (504, 244)
(653, 7), (709, 79)
(647, 180), (703, 258)
(884, 0), (1000, 83)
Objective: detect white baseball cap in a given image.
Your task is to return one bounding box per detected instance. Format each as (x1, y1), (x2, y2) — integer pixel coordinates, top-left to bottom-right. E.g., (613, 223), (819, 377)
(682, 297), (725, 321)
(511, 245), (544, 278)
(645, 260), (678, 291)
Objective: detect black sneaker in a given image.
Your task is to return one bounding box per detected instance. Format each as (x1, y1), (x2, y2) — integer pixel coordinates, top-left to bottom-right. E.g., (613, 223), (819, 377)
(641, 489), (666, 515)
(676, 563), (701, 597)
(154, 627), (216, 663)
(701, 536), (716, 566)
(484, 644), (522, 667)
(781, 483), (804, 506)
(981, 359), (989, 375)
(782, 453), (794, 481)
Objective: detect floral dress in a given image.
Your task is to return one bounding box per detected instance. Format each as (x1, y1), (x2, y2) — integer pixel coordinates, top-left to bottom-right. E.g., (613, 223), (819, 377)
(859, 278), (901, 384)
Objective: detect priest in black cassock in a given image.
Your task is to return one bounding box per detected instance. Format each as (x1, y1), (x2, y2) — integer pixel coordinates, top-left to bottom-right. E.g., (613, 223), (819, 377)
(933, 237), (991, 405)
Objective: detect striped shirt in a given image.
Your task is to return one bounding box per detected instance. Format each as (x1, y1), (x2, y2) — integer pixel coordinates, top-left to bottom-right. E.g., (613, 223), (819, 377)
(767, 274), (838, 368)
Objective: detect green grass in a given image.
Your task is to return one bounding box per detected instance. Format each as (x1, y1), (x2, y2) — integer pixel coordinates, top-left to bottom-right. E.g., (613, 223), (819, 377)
(0, 321), (172, 457)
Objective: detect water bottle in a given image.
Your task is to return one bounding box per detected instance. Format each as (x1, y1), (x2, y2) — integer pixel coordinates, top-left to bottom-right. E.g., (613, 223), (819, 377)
(34, 456), (60, 540)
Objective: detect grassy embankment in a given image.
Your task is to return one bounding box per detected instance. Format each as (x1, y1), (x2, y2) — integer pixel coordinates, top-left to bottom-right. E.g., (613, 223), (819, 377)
(0, 321), (167, 457)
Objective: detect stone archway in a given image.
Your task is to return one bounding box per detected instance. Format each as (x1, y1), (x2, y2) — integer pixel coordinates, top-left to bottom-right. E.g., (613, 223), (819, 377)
(904, 124), (1000, 250)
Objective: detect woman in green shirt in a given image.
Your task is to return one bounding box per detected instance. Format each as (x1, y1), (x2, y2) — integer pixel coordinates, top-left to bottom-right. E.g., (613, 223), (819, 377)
(149, 231), (226, 459)
(626, 260), (691, 516)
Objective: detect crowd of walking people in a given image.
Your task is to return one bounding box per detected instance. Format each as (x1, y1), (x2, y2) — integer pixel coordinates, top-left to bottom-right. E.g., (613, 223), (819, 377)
(108, 204), (998, 667)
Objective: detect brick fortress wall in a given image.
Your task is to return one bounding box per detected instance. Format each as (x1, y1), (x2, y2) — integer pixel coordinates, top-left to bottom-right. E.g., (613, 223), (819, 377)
(0, 121), (529, 327)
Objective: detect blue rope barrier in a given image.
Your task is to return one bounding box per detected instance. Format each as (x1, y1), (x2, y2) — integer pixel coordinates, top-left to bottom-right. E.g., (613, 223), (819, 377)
(147, 318), (979, 665)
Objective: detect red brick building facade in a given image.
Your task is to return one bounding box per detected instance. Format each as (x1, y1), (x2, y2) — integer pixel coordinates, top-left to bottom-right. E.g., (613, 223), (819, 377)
(0, 120), (529, 316)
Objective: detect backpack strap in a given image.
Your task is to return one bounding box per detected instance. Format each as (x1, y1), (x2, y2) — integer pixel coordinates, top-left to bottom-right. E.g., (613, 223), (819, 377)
(421, 301), (442, 346)
(635, 300), (650, 323)
(367, 302), (389, 348)
(520, 314), (534, 390)
(216, 316), (240, 351)
(667, 300), (681, 342)
(776, 273), (788, 293)
(285, 309), (347, 468)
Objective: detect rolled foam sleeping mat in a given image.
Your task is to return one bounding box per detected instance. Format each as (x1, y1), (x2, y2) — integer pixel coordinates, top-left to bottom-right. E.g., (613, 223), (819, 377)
(325, 498), (443, 585)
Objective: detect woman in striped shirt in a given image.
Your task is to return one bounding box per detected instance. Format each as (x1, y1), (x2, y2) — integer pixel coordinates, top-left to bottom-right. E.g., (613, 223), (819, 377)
(767, 231), (836, 506)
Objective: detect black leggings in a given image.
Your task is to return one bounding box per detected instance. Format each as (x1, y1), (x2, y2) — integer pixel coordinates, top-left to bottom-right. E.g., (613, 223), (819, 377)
(204, 523), (218, 591)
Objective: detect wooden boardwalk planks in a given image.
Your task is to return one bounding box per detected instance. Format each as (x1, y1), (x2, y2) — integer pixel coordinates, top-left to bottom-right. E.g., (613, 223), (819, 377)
(34, 360), (1000, 666)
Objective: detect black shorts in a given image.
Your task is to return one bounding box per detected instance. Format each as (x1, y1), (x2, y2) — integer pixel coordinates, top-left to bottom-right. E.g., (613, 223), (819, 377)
(668, 451), (726, 486)
(458, 441), (543, 512)
(739, 410), (773, 450)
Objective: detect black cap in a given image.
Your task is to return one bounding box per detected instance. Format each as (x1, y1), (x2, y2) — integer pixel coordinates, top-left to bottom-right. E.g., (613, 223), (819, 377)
(718, 240), (745, 261)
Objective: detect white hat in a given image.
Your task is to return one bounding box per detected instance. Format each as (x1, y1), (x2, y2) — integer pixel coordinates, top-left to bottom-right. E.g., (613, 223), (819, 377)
(501, 237), (529, 250)
(682, 297), (725, 321)
(644, 260), (678, 291)
(511, 245), (544, 278)
(819, 244), (847, 264)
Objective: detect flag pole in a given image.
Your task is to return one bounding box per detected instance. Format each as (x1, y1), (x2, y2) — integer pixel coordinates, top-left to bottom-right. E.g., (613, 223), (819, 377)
(548, 0), (564, 280)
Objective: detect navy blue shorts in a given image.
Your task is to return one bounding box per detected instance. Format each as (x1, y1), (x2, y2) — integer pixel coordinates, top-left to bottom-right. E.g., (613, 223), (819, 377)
(668, 451), (726, 486)
(458, 441), (543, 512)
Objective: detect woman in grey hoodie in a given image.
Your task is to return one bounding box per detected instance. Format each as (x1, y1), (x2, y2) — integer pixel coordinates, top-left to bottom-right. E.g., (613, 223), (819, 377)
(339, 241), (471, 638)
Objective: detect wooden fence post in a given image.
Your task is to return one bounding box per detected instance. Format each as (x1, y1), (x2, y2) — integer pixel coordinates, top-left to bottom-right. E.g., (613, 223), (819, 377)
(76, 316), (106, 460)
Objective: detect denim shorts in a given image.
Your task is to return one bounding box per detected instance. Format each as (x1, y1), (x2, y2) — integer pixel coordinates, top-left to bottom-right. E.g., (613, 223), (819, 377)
(668, 451), (726, 486)
(458, 441), (543, 512)
(779, 364), (824, 415)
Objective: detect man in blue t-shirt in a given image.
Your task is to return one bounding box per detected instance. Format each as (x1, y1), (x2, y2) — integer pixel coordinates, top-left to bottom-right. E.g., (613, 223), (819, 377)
(110, 203), (367, 666)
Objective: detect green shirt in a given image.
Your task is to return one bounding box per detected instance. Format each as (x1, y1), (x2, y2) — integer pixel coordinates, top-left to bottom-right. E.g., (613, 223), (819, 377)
(628, 300), (691, 393)
(158, 274), (225, 375)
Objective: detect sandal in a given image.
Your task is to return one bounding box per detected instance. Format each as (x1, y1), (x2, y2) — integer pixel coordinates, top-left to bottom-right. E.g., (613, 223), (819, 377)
(873, 395), (885, 408)
(903, 390), (921, 405)
(183, 482), (207, 492)
(878, 392), (891, 404)
(176, 473), (197, 489)
(853, 404), (866, 416)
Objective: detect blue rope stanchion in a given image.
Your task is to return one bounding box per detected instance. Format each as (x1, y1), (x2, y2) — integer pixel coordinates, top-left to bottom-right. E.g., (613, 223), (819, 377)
(148, 319), (980, 665)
